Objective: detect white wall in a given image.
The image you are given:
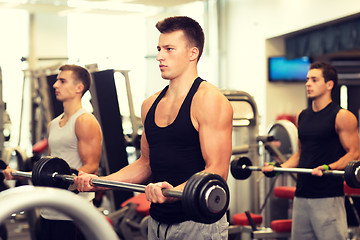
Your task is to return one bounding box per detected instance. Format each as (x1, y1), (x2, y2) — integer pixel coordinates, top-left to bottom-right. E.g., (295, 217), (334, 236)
(30, 13), (68, 68)
(0, 9), (30, 152)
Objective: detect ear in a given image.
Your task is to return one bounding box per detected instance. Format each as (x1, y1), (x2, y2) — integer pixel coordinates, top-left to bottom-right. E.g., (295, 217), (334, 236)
(189, 47), (199, 62)
(326, 80), (334, 91)
(76, 82), (84, 95)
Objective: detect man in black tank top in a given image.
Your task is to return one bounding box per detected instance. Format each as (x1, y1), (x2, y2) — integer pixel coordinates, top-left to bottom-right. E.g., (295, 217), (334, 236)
(75, 16), (233, 240)
(264, 62), (359, 240)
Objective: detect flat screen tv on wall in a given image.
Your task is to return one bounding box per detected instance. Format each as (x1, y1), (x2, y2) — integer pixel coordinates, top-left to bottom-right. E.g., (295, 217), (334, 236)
(268, 56), (311, 82)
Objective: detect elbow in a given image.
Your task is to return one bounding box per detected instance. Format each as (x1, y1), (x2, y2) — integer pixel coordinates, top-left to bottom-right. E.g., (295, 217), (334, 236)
(354, 150), (360, 161)
(204, 165), (229, 182)
(348, 147), (360, 161)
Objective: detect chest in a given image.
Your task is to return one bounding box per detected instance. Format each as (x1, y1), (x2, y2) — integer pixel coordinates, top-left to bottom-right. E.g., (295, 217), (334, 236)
(154, 97), (190, 127)
(298, 110), (337, 142)
(59, 118), (68, 128)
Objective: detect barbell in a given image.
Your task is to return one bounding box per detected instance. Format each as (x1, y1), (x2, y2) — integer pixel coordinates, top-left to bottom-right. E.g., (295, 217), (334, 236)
(0, 156), (229, 224)
(231, 156), (360, 188)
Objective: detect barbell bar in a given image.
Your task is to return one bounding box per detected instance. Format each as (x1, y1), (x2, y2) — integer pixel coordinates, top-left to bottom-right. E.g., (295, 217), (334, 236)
(231, 156), (360, 188)
(1, 156), (229, 224)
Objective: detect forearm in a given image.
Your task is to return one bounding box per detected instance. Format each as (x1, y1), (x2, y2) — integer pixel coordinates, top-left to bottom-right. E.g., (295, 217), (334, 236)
(203, 162), (229, 181)
(102, 157), (152, 185)
(281, 151), (300, 168)
(328, 149), (360, 170)
(78, 161), (99, 174)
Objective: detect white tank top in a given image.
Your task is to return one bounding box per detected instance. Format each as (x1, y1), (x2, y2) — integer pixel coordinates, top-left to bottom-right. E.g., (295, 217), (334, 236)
(41, 108), (95, 220)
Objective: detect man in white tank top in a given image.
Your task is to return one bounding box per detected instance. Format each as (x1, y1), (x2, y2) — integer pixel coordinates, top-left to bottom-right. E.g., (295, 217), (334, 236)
(3, 64), (103, 240)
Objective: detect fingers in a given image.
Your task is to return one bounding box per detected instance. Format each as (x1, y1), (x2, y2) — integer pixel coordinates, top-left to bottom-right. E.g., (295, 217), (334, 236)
(74, 172), (97, 192)
(3, 166), (15, 180)
(312, 166), (324, 176)
(262, 164), (275, 172)
(145, 182), (173, 204)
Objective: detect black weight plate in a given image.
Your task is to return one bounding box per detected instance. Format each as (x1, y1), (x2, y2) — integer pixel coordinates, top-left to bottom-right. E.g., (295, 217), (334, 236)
(198, 176), (229, 222)
(32, 157), (49, 187)
(183, 172), (229, 224)
(344, 160), (360, 188)
(32, 157), (72, 189)
(0, 160), (7, 182)
(31, 157), (41, 186)
(230, 156), (252, 180)
(182, 172), (204, 223)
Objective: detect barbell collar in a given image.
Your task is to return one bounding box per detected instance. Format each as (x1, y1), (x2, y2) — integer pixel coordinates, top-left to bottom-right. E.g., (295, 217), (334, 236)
(205, 185), (227, 213)
(52, 173), (76, 183)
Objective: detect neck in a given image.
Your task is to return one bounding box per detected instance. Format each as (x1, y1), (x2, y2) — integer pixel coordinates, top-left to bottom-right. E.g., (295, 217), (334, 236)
(167, 65), (198, 97)
(62, 99), (82, 119)
(167, 74), (198, 98)
(311, 96), (332, 112)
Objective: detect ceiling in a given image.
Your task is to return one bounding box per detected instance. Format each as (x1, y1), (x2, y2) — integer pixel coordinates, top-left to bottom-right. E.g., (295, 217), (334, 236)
(0, 0), (200, 15)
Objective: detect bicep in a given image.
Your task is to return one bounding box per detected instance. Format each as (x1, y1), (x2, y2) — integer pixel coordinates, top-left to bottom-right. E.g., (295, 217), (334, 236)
(76, 115), (102, 164)
(198, 95), (233, 179)
(337, 110), (359, 152)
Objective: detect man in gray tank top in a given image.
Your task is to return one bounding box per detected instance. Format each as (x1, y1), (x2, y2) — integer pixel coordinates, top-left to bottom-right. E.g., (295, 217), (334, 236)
(75, 16), (233, 240)
(263, 62), (359, 240)
(3, 64), (103, 240)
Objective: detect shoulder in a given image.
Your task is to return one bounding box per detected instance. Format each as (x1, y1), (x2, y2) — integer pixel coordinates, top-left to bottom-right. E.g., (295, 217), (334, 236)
(195, 81), (231, 107)
(335, 108), (358, 129)
(336, 108), (357, 122)
(193, 81), (233, 119)
(140, 90), (162, 119)
(76, 112), (100, 128)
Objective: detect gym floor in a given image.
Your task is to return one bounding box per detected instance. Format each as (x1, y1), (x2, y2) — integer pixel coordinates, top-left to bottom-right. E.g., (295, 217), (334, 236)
(3, 215), (31, 240)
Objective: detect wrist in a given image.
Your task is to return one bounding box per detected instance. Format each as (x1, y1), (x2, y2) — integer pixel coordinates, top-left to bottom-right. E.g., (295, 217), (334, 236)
(322, 164), (331, 170)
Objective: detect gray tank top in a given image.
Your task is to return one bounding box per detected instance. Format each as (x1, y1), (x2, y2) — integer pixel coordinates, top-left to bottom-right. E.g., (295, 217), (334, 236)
(42, 108), (95, 220)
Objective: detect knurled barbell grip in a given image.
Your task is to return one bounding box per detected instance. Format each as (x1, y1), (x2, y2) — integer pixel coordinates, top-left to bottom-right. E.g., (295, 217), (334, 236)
(52, 173), (184, 198)
(91, 178), (183, 198)
(244, 165), (345, 176)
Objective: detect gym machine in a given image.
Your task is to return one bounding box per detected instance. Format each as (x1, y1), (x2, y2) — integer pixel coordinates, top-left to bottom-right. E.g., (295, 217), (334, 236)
(221, 90), (261, 221)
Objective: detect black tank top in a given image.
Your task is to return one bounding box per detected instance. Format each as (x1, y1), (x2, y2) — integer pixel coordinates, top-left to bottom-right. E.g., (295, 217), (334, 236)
(144, 77), (206, 223)
(295, 101), (345, 198)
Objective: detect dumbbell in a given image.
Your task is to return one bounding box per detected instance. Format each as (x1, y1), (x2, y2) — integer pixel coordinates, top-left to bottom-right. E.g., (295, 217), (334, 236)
(0, 157), (229, 224)
(231, 156), (360, 188)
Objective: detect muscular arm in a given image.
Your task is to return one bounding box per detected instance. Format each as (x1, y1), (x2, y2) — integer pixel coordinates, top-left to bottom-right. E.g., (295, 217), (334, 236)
(101, 130), (152, 184)
(312, 109), (359, 176)
(75, 97), (154, 191)
(75, 113), (102, 174)
(195, 87), (233, 180)
(175, 86), (233, 189)
(329, 109), (359, 169)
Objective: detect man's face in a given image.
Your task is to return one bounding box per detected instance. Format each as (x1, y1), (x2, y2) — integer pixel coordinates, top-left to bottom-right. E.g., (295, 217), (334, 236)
(305, 68), (331, 100)
(156, 30), (192, 80)
(53, 70), (81, 102)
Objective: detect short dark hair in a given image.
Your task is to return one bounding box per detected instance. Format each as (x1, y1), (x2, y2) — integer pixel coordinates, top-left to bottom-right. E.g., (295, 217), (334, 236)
(309, 61), (338, 94)
(59, 64), (91, 96)
(156, 16), (205, 61)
